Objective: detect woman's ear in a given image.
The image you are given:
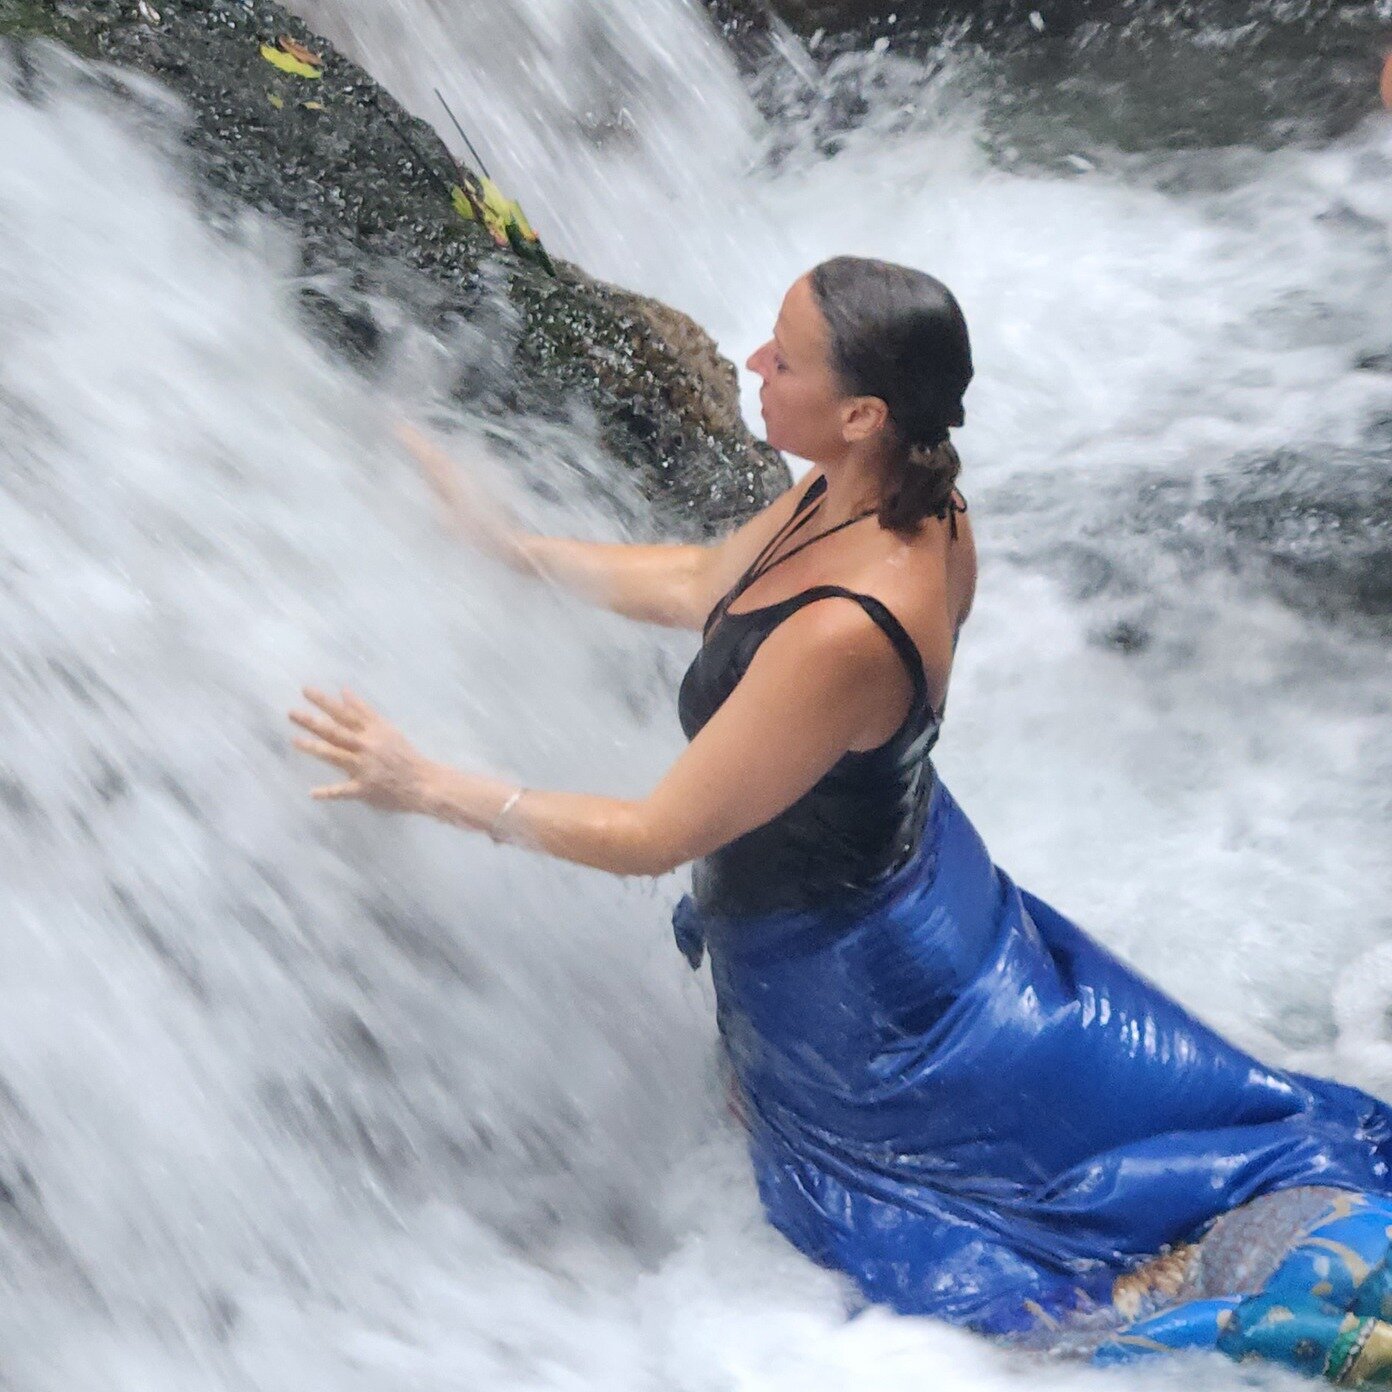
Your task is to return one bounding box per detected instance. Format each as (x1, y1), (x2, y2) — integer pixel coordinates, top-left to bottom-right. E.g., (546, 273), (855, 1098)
(840, 395), (890, 444)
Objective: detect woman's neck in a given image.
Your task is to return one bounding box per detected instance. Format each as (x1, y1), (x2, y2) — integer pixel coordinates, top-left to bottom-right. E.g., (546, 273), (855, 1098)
(816, 452), (888, 528)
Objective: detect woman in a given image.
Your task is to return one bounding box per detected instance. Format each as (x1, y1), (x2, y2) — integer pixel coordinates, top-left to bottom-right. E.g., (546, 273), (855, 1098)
(291, 258), (1392, 1380)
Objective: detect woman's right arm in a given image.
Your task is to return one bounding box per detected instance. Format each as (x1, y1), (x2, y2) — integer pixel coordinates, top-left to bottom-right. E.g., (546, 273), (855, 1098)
(511, 534), (716, 629)
(398, 421), (808, 631)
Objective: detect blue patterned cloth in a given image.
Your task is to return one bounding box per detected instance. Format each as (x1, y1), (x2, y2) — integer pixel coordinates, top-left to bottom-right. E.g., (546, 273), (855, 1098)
(673, 780), (1392, 1338)
(1096, 1191), (1392, 1383)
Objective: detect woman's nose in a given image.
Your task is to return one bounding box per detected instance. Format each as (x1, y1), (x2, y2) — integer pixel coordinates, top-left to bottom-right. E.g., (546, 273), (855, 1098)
(746, 341), (771, 378)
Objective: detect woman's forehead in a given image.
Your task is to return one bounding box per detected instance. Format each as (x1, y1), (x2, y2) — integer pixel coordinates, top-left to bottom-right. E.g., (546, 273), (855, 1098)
(775, 276), (825, 355)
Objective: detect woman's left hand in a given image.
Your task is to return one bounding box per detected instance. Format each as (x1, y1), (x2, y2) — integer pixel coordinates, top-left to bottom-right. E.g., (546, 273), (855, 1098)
(289, 687), (430, 813)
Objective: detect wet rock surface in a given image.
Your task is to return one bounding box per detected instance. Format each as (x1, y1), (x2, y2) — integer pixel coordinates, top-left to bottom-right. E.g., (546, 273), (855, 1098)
(1000, 438), (1392, 648)
(1136, 447), (1392, 630)
(3, 0), (787, 536)
(710, 0), (1382, 42)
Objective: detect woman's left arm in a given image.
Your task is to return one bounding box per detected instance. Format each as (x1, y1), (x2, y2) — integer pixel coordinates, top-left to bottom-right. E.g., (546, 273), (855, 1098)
(289, 600), (908, 877)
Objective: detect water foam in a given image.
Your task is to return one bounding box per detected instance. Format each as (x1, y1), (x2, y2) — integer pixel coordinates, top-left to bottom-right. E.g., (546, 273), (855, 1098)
(2, 8), (1391, 1388)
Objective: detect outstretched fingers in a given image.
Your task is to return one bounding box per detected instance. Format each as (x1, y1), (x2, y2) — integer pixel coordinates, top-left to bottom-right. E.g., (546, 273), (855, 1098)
(293, 735), (358, 774)
(340, 688), (377, 721)
(288, 708), (363, 752)
(302, 686), (366, 730)
(311, 780), (364, 801)
(291, 686), (399, 809)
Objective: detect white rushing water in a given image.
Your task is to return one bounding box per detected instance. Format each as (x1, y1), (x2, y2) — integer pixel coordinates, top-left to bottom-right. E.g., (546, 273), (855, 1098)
(1, 3), (1391, 1388)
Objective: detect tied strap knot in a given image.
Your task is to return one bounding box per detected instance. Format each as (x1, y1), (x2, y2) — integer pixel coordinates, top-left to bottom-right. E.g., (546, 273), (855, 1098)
(672, 894), (706, 970)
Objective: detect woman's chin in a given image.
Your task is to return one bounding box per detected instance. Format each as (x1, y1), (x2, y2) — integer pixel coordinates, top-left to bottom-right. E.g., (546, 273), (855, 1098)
(762, 427), (794, 458)
(761, 425), (816, 466)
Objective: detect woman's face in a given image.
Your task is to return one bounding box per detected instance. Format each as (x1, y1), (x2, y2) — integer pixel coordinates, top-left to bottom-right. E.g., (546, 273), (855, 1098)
(746, 276), (858, 465)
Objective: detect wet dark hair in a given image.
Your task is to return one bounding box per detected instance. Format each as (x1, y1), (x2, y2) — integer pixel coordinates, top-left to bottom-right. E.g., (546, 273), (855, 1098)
(808, 256), (973, 536)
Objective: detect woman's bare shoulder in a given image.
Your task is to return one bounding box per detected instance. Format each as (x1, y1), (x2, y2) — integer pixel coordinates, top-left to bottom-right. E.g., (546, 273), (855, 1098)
(948, 502), (978, 632)
(865, 507), (973, 618)
(847, 511), (974, 710)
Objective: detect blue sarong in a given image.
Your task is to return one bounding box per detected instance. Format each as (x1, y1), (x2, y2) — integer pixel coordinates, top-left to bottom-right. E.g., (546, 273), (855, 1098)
(672, 781), (1392, 1337)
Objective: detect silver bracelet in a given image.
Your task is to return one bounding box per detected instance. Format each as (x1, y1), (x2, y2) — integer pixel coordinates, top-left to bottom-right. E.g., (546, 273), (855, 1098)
(488, 787), (527, 844)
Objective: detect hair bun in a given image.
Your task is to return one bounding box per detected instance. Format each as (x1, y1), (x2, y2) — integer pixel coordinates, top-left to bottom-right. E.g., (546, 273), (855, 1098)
(913, 426), (951, 451)
(808, 256), (972, 535)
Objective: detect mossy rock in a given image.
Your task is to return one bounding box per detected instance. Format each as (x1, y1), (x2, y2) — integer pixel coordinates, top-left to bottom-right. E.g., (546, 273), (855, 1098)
(5, 0), (788, 536)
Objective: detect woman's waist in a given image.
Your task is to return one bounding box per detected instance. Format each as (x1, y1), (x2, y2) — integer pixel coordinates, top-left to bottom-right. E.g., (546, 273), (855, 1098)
(691, 765), (939, 921)
(674, 777), (1004, 972)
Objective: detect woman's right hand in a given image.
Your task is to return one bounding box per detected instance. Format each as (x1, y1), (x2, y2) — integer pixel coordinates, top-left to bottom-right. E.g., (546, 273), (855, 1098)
(396, 419), (726, 627)
(394, 420), (533, 570)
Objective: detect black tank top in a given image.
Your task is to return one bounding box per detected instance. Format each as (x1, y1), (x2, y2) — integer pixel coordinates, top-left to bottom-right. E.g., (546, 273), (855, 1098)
(677, 476), (942, 918)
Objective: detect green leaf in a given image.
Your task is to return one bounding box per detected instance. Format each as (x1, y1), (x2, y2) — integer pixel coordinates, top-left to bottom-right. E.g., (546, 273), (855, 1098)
(259, 43), (321, 80)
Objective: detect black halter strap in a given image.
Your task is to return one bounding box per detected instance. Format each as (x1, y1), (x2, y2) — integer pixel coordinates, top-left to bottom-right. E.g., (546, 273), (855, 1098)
(944, 491), (968, 542)
(722, 474), (879, 612)
(741, 507), (879, 593)
(734, 475), (827, 595)
(705, 475), (824, 633)
(706, 477), (967, 637)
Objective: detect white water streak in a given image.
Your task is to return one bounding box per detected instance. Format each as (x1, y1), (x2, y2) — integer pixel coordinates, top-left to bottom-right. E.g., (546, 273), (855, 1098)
(1, 5), (1391, 1388)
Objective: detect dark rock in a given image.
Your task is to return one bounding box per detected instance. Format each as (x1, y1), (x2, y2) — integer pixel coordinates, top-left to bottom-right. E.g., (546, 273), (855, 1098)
(726, 0), (1389, 167)
(708, 0), (1381, 42)
(4, 0), (787, 536)
(1093, 618), (1152, 655)
(1194, 451), (1392, 624)
(1119, 448), (1392, 631)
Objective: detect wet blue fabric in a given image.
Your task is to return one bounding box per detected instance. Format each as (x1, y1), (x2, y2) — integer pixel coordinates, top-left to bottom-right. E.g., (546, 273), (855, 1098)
(672, 780), (1392, 1335)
